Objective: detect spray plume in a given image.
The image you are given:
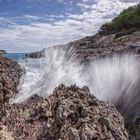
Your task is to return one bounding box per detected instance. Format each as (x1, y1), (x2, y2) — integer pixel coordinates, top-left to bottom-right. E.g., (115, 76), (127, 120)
(11, 46), (140, 122)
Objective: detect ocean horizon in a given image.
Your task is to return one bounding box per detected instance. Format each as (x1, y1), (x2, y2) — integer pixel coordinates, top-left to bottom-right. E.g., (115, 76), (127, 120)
(4, 53), (27, 60)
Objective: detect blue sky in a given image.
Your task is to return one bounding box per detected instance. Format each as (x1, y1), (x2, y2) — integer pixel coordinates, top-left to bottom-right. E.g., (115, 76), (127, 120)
(0, 0), (139, 52)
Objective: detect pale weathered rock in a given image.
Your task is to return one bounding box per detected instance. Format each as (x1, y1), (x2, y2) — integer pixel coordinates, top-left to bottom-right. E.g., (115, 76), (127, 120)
(0, 125), (14, 140)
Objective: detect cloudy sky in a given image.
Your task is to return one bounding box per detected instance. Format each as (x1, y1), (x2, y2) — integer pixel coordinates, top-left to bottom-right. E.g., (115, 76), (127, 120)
(0, 0), (139, 52)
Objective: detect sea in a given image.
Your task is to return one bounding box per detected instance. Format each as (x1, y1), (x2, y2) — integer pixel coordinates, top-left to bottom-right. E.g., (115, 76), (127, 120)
(4, 53), (27, 60)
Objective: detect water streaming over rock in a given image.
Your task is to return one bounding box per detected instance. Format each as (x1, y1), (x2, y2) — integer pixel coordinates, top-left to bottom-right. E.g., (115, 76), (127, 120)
(88, 54), (140, 122)
(11, 46), (140, 122)
(12, 46), (88, 103)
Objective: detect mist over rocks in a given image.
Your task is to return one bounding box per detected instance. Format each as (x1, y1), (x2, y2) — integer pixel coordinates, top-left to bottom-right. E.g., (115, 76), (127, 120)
(26, 48), (46, 59)
(0, 55), (128, 139)
(27, 31), (140, 63)
(18, 31), (140, 139)
(21, 39), (140, 123)
(0, 84), (128, 140)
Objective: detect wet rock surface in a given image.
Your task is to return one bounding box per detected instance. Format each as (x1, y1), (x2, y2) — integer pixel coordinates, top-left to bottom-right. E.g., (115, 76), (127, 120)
(0, 84), (128, 140)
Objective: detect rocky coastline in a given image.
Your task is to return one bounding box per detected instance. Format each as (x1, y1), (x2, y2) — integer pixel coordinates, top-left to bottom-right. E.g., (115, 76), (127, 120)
(0, 54), (22, 139)
(0, 81), (128, 139)
(0, 52), (129, 140)
(1, 5), (140, 139)
(27, 31), (140, 64)
(1, 29), (140, 139)
(0, 56), (22, 103)
(1, 27), (140, 140)
(68, 31), (140, 63)
(0, 49), (140, 139)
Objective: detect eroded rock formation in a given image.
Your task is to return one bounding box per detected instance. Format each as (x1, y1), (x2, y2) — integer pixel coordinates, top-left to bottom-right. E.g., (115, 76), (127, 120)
(26, 31), (140, 63)
(68, 31), (140, 62)
(0, 57), (22, 103)
(0, 56), (22, 140)
(39, 84), (128, 140)
(0, 84), (128, 140)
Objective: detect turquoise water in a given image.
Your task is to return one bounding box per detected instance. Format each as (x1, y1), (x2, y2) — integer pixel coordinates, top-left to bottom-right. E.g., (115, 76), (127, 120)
(4, 53), (26, 60)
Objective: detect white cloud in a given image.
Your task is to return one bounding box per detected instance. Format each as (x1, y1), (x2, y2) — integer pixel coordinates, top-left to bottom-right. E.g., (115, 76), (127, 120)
(23, 15), (41, 20)
(0, 0), (139, 52)
(0, 17), (16, 26)
(77, 3), (91, 9)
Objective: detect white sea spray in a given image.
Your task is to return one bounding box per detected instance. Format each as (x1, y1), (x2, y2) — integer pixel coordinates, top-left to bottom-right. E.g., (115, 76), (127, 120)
(11, 47), (140, 122)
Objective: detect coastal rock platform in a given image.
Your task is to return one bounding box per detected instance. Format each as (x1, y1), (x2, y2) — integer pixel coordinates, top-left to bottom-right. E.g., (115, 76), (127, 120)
(0, 83), (128, 140)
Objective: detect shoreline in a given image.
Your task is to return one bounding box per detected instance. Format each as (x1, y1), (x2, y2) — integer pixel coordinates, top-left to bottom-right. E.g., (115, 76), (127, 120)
(0, 30), (140, 139)
(0, 48), (140, 139)
(0, 53), (129, 140)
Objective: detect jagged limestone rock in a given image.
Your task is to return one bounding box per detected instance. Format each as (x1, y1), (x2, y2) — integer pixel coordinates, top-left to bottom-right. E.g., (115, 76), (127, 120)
(39, 84), (128, 140)
(0, 57), (22, 103)
(0, 85), (128, 140)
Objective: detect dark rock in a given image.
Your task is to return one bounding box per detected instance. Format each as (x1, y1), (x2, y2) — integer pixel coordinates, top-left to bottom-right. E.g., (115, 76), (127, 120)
(27, 31), (140, 65)
(67, 31), (140, 63)
(0, 50), (6, 56)
(0, 85), (128, 140)
(127, 117), (140, 140)
(42, 84), (128, 140)
(0, 57), (22, 103)
(26, 49), (46, 58)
